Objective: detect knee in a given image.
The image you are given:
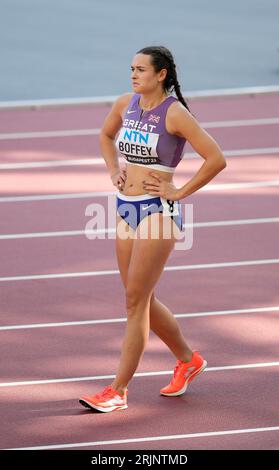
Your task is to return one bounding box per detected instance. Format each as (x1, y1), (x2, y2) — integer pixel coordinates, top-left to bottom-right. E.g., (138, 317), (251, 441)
(125, 285), (151, 315)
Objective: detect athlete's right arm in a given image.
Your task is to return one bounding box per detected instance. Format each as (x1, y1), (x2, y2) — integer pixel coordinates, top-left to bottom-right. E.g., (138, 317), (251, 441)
(99, 93), (133, 184)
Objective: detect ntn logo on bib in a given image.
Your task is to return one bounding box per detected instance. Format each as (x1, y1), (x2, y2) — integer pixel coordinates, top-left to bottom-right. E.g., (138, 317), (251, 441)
(117, 127), (159, 158)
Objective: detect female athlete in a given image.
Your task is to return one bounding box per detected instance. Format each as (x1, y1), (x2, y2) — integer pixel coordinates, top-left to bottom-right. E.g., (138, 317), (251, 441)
(79, 45), (226, 412)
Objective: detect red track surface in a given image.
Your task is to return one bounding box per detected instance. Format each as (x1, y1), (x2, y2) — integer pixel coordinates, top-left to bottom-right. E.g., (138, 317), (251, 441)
(0, 92), (279, 450)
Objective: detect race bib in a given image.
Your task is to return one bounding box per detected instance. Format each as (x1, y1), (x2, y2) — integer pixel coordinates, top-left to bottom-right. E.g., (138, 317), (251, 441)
(116, 127), (159, 163)
(160, 198), (180, 216)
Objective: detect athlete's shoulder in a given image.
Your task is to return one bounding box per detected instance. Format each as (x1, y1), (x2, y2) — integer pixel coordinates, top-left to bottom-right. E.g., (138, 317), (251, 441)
(166, 98), (192, 124)
(114, 92), (136, 109)
(166, 98), (193, 137)
(113, 93), (137, 119)
(167, 98), (189, 115)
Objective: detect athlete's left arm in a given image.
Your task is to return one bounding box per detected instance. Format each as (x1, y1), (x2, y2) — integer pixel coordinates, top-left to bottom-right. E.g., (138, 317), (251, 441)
(167, 102), (227, 199)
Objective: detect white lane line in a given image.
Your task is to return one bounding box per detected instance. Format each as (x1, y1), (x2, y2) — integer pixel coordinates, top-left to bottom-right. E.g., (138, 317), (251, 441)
(1, 84), (279, 110)
(185, 84), (279, 97)
(0, 129), (100, 140)
(0, 95), (118, 109)
(0, 306), (278, 331)
(1, 179), (279, 203)
(202, 117), (279, 128)
(0, 117), (278, 141)
(0, 228), (113, 240)
(1, 217), (278, 241)
(0, 191), (115, 202)
(194, 217), (279, 227)
(6, 425), (279, 450)
(202, 180), (279, 190)
(0, 147), (278, 171)
(0, 158), (104, 170)
(0, 258), (278, 283)
(1, 361), (279, 388)
(180, 147), (278, 161)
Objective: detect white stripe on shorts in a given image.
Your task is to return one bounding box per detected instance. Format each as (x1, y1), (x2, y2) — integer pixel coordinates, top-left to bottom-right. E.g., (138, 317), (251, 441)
(117, 192), (160, 201)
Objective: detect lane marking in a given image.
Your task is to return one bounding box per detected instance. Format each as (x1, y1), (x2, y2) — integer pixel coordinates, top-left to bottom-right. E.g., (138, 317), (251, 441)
(193, 217), (279, 227)
(187, 147), (279, 161)
(6, 425), (279, 450)
(0, 191), (115, 202)
(1, 217), (278, 241)
(7, 425), (279, 450)
(213, 147), (279, 157)
(199, 179), (279, 190)
(0, 179), (279, 203)
(0, 228), (113, 240)
(202, 117), (279, 128)
(0, 158), (104, 170)
(0, 258), (278, 283)
(1, 84), (279, 109)
(0, 129), (100, 140)
(0, 147), (278, 170)
(0, 117), (278, 142)
(1, 361), (279, 388)
(0, 306), (278, 331)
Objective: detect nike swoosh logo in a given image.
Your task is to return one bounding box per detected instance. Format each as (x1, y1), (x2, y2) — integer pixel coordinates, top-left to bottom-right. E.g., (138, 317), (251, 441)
(127, 110), (136, 114)
(142, 204), (156, 211)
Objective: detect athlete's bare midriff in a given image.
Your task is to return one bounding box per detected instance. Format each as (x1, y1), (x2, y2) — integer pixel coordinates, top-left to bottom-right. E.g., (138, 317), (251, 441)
(119, 163), (173, 197)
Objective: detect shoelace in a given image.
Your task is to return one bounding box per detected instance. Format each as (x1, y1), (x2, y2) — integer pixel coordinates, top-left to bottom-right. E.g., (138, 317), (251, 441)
(170, 361), (183, 384)
(94, 386), (115, 400)
(171, 360), (193, 384)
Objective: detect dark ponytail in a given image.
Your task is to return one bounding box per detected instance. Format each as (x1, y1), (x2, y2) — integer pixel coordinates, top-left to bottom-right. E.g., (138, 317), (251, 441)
(136, 45), (192, 114)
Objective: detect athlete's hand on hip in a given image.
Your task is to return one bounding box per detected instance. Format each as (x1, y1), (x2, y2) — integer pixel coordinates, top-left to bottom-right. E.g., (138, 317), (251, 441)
(111, 167), (127, 191)
(143, 172), (181, 200)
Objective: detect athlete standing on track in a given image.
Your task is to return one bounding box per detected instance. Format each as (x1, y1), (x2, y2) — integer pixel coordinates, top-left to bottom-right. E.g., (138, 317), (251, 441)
(79, 46), (226, 412)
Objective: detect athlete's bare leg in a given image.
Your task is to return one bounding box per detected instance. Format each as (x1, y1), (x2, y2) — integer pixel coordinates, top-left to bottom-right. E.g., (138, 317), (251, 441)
(112, 214), (192, 394)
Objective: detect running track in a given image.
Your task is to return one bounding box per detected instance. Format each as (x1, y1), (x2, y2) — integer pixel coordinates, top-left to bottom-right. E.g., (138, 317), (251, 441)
(0, 90), (279, 450)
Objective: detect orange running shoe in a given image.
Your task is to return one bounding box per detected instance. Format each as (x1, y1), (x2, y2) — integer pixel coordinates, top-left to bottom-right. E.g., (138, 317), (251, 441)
(160, 351), (207, 396)
(79, 385), (128, 412)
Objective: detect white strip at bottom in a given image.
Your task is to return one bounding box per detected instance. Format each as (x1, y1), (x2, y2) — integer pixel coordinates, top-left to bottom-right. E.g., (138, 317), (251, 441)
(6, 425), (279, 450)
